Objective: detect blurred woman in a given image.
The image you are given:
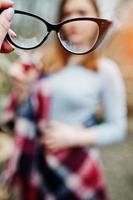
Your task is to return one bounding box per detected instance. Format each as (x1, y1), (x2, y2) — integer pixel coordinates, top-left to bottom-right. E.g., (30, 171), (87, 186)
(6, 0), (127, 200)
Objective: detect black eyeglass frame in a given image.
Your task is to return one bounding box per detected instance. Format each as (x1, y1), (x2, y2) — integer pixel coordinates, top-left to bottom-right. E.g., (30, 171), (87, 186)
(1, 9), (112, 55)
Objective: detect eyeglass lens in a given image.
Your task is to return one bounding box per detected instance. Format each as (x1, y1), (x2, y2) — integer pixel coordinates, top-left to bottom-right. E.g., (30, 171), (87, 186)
(10, 13), (48, 49)
(58, 20), (99, 54)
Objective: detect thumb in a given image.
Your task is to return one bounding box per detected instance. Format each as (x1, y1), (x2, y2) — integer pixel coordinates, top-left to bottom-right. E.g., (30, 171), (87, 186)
(0, 7), (14, 48)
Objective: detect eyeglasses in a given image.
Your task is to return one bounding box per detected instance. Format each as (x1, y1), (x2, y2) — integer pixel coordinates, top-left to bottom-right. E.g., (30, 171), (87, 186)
(2, 9), (112, 54)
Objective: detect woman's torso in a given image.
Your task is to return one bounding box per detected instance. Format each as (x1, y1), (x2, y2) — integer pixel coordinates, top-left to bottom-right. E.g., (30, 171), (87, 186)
(48, 63), (102, 127)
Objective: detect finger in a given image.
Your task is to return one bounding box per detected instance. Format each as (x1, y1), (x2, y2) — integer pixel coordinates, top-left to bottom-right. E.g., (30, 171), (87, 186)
(0, 39), (14, 53)
(8, 28), (16, 38)
(40, 134), (53, 143)
(45, 143), (59, 152)
(46, 121), (60, 128)
(49, 121), (61, 127)
(46, 146), (58, 154)
(44, 124), (58, 135)
(44, 138), (55, 145)
(44, 142), (57, 152)
(44, 133), (57, 143)
(0, 7), (14, 49)
(0, 0), (14, 9)
(44, 126), (51, 132)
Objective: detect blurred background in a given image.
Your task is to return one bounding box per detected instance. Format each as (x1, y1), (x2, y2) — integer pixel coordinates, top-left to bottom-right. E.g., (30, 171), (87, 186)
(0, 0), (133, 199)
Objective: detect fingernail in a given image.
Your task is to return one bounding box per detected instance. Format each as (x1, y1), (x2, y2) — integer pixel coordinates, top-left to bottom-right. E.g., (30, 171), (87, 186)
(12, 32), (16, 38)
(4, 8), (14, 21)
(9, 0), (15, 4)
(9, 29), (17, 38)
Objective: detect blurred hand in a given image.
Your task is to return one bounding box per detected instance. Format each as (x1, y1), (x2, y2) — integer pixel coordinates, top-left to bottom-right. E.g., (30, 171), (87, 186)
(14, 81), (31, 104)
(41, 121), (83, 153)
(0, 0), (15, 53)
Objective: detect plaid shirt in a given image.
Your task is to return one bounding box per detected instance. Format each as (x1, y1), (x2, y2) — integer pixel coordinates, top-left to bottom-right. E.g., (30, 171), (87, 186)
(5, 79), (109, 200)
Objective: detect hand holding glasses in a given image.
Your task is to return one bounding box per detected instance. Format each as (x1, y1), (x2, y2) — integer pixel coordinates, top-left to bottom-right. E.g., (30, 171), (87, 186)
(0, 9), (112, 55)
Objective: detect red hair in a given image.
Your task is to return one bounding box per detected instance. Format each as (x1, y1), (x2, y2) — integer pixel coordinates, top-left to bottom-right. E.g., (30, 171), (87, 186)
(41, 0), (101, 74)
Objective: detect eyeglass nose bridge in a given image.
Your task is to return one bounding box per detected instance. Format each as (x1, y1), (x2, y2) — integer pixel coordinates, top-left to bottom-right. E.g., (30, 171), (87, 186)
(47, 23), (61, 33)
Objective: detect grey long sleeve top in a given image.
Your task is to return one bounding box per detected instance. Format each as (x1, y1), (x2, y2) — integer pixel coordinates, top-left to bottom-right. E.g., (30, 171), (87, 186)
(48, 58), (127, 146)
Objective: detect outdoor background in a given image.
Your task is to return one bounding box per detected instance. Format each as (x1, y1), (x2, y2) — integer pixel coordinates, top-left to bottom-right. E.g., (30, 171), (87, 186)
(0, 0), (133, 200)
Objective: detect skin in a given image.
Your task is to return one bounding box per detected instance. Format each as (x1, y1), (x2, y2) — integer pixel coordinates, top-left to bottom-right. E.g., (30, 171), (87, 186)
(10, 62), (40, 104)
(61, 0), (98, 50)
(41, 0), (97, 153)
(12, 79), (31, 104)
(0, 0), (15, 53)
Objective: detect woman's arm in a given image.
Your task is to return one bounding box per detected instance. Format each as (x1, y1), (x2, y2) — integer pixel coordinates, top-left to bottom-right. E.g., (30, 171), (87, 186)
(84, 58), (127, 146)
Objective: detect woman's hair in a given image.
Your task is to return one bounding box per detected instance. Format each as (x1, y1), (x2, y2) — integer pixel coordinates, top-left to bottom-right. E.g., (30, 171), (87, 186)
(58, 0), (100, 21)
(41, 0), (101, 74)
